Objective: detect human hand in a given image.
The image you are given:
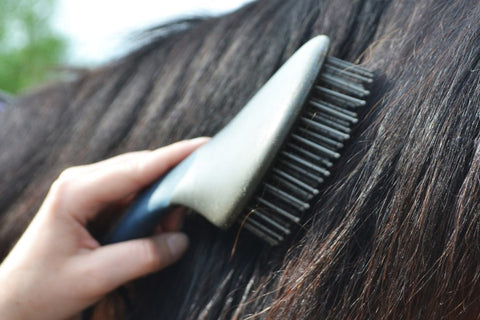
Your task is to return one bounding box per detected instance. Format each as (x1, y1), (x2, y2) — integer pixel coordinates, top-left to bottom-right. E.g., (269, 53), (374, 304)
(0, 138), (209, 320)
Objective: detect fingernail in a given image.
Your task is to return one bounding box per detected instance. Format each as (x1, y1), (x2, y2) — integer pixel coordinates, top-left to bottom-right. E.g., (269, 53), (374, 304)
(166, 233), (189, 257)
(189, 137), (210, 144)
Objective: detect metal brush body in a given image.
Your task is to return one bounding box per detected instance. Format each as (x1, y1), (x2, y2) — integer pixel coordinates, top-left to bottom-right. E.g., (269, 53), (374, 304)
(106, 35), (373, 245)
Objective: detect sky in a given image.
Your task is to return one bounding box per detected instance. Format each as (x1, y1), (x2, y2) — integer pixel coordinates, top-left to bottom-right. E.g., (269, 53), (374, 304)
(52, 0), (255, 66)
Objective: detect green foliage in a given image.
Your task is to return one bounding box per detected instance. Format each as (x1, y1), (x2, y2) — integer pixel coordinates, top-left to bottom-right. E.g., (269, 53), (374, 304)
(0, 0), (66, 94)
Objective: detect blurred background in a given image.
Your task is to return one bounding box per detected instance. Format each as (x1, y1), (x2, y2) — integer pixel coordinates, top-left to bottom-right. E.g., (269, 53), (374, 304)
(0, 0), (254, 95)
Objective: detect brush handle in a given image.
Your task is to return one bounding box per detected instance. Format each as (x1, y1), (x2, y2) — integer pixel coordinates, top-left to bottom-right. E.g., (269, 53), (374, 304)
(104, 153), (196, 244)
(104, 175), (175, 244)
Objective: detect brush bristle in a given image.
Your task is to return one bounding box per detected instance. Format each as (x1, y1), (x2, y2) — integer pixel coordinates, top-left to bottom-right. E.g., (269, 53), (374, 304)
(238, 56), (374, 245)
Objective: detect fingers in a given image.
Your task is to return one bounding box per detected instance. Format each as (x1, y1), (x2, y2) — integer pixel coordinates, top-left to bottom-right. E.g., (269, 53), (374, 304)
(81, 232), (189, 295)
(45, 138), (209, 223)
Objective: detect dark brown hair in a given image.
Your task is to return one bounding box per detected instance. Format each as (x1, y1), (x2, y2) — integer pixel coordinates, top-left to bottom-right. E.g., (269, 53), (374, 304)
(1, 0), (479, 318)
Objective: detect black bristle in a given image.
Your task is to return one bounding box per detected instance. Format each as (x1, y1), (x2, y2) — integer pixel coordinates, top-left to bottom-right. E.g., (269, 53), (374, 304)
(237, 56), (373, 245)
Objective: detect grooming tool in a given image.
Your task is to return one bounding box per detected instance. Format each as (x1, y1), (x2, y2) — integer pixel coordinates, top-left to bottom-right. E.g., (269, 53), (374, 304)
(106, 35), (373, 245)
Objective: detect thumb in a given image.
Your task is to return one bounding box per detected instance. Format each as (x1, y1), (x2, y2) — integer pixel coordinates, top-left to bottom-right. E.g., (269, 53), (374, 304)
(83, 233), (189, 294)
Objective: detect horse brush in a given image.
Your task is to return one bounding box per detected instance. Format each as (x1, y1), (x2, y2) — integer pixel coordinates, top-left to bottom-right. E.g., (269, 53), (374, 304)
(105, 35), (373, 246)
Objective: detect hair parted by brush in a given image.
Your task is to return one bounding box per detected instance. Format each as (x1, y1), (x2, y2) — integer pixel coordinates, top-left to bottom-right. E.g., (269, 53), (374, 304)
(0, 0), (479, 319)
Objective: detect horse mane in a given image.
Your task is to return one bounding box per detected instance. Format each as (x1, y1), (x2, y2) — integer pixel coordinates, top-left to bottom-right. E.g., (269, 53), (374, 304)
(1, 0), (479, 318)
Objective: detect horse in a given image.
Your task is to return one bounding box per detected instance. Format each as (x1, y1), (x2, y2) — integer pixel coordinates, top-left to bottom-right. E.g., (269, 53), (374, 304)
(1, 0), (479, 318)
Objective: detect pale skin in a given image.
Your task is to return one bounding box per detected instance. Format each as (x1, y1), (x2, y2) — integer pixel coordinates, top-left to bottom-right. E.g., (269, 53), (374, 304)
(0, 137), (209, 320)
